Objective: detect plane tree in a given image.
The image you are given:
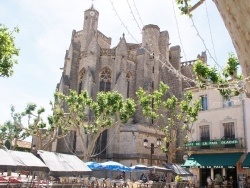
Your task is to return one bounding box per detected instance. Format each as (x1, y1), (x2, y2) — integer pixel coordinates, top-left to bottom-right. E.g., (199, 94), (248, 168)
(136, 82), (201, 163)
(49, 90), (136, 161)
(3, 90), (135, 160)
(0, 106), (26, 150)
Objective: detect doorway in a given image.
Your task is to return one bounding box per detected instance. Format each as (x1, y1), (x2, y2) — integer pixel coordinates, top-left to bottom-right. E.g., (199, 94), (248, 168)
(226, 168), (237, 188)
(201, 168), (211, 187)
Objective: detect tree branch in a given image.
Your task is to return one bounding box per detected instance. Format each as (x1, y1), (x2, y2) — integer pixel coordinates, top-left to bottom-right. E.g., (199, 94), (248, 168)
(188, 0), (206, 14)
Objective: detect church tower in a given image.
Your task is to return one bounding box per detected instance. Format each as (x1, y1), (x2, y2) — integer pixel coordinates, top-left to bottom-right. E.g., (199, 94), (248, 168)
(81, 6), (99, 52)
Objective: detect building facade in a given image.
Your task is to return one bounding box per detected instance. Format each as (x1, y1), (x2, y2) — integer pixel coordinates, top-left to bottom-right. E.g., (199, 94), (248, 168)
(183, 88), (250, 187)
(54, 6), (202, 167)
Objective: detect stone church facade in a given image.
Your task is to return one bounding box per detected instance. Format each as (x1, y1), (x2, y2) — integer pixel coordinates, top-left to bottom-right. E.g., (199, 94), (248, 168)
(54, 6), (206, 166)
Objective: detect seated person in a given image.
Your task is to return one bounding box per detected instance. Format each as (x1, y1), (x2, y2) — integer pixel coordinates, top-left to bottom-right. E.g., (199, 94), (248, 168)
(140, 173), (148, 183)
(160, 174), (166, 182)
(207, 176), (213, 186)
(148, 171), (158, 181)
(222, 176), (227, 185)
(247, 176), (250, 188)
(117, 171), (126, 180)
(214, 173), (223, 184)
(228, 176), (233, 187)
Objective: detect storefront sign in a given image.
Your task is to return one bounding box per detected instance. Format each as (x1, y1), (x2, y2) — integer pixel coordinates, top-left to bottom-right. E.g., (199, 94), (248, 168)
(185, 139), (238, 147)
(189, 165), (235, 169)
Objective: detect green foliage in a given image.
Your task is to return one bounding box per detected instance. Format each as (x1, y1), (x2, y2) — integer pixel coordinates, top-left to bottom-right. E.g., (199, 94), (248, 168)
(54, 90), (136, 134)
(50, 90), (136, 159)
(136, 82), (201, 151)
(193, 53), (242, 99)
(0, 24), (19, 77)
(175, 0), (192, 16)
(0, 105), (26, 149)
(193, 59), (221, 84)
(223, 53), (239, 78)
(1, 90), (135, 153)
(11, 103), (54, 150)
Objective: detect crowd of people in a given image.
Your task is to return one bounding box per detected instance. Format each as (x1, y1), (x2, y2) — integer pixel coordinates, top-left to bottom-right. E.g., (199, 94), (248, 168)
(207, 174), (234, 187)
(206, 174), (250, 188)
(116, 170), (168, 183)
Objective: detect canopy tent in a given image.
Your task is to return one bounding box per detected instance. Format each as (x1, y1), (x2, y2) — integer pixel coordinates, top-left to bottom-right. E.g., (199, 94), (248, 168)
(182, 153), (243, 168)
(0, 149), (17, 170)
(0, 149), (48, 172)
(242, 153), (250, 168)
(130, 164), (149, 171)
(163, 163), (193, 176)
(147, 165), (171, 172)
(100, 161), (130, 172)
(9, 150), (49, 171)
(37, 150), (91, 176)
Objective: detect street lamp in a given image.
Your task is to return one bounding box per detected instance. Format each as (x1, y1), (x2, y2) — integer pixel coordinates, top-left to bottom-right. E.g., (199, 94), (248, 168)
(143, 138), (162, 166)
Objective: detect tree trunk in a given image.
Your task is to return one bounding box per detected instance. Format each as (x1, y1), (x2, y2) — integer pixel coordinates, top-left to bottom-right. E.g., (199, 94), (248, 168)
(213, 0), (250, 97)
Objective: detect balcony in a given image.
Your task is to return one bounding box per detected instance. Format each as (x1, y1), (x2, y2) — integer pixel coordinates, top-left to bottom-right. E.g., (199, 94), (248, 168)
(184, 137), (244, 151)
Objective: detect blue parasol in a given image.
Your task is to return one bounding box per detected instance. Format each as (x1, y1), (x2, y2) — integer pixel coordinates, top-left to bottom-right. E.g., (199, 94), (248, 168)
(101, 161), (130, 172)
(85, 161), (103, 170)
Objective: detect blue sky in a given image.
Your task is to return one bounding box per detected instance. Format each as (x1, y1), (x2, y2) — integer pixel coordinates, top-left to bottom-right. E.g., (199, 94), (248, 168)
(0, 0), (236, 125)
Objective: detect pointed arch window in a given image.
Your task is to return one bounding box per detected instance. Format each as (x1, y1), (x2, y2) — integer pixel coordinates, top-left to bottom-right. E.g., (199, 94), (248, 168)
(99, 67), (111, 92)
(78, 68), (85, 94)
(126, 72), (132, 98)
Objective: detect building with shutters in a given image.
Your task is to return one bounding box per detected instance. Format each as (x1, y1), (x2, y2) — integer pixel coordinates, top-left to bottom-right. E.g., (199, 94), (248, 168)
(182, 88), (250, 187)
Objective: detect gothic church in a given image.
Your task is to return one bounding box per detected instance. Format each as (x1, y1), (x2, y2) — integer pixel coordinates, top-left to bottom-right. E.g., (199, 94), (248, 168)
(55, 6), (205, 165)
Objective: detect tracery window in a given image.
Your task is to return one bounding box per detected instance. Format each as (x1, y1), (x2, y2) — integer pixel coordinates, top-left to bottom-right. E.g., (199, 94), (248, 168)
(99, 67), (111, 92)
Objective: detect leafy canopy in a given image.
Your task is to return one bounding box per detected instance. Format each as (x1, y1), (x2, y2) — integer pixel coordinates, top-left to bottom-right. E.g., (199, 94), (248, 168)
(137, 82), (201, 153)
(0, 106), (27, 149)
(53, 90), (136, 134)
(193, 53), (242, 99)
(0, 24), (19, 77)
